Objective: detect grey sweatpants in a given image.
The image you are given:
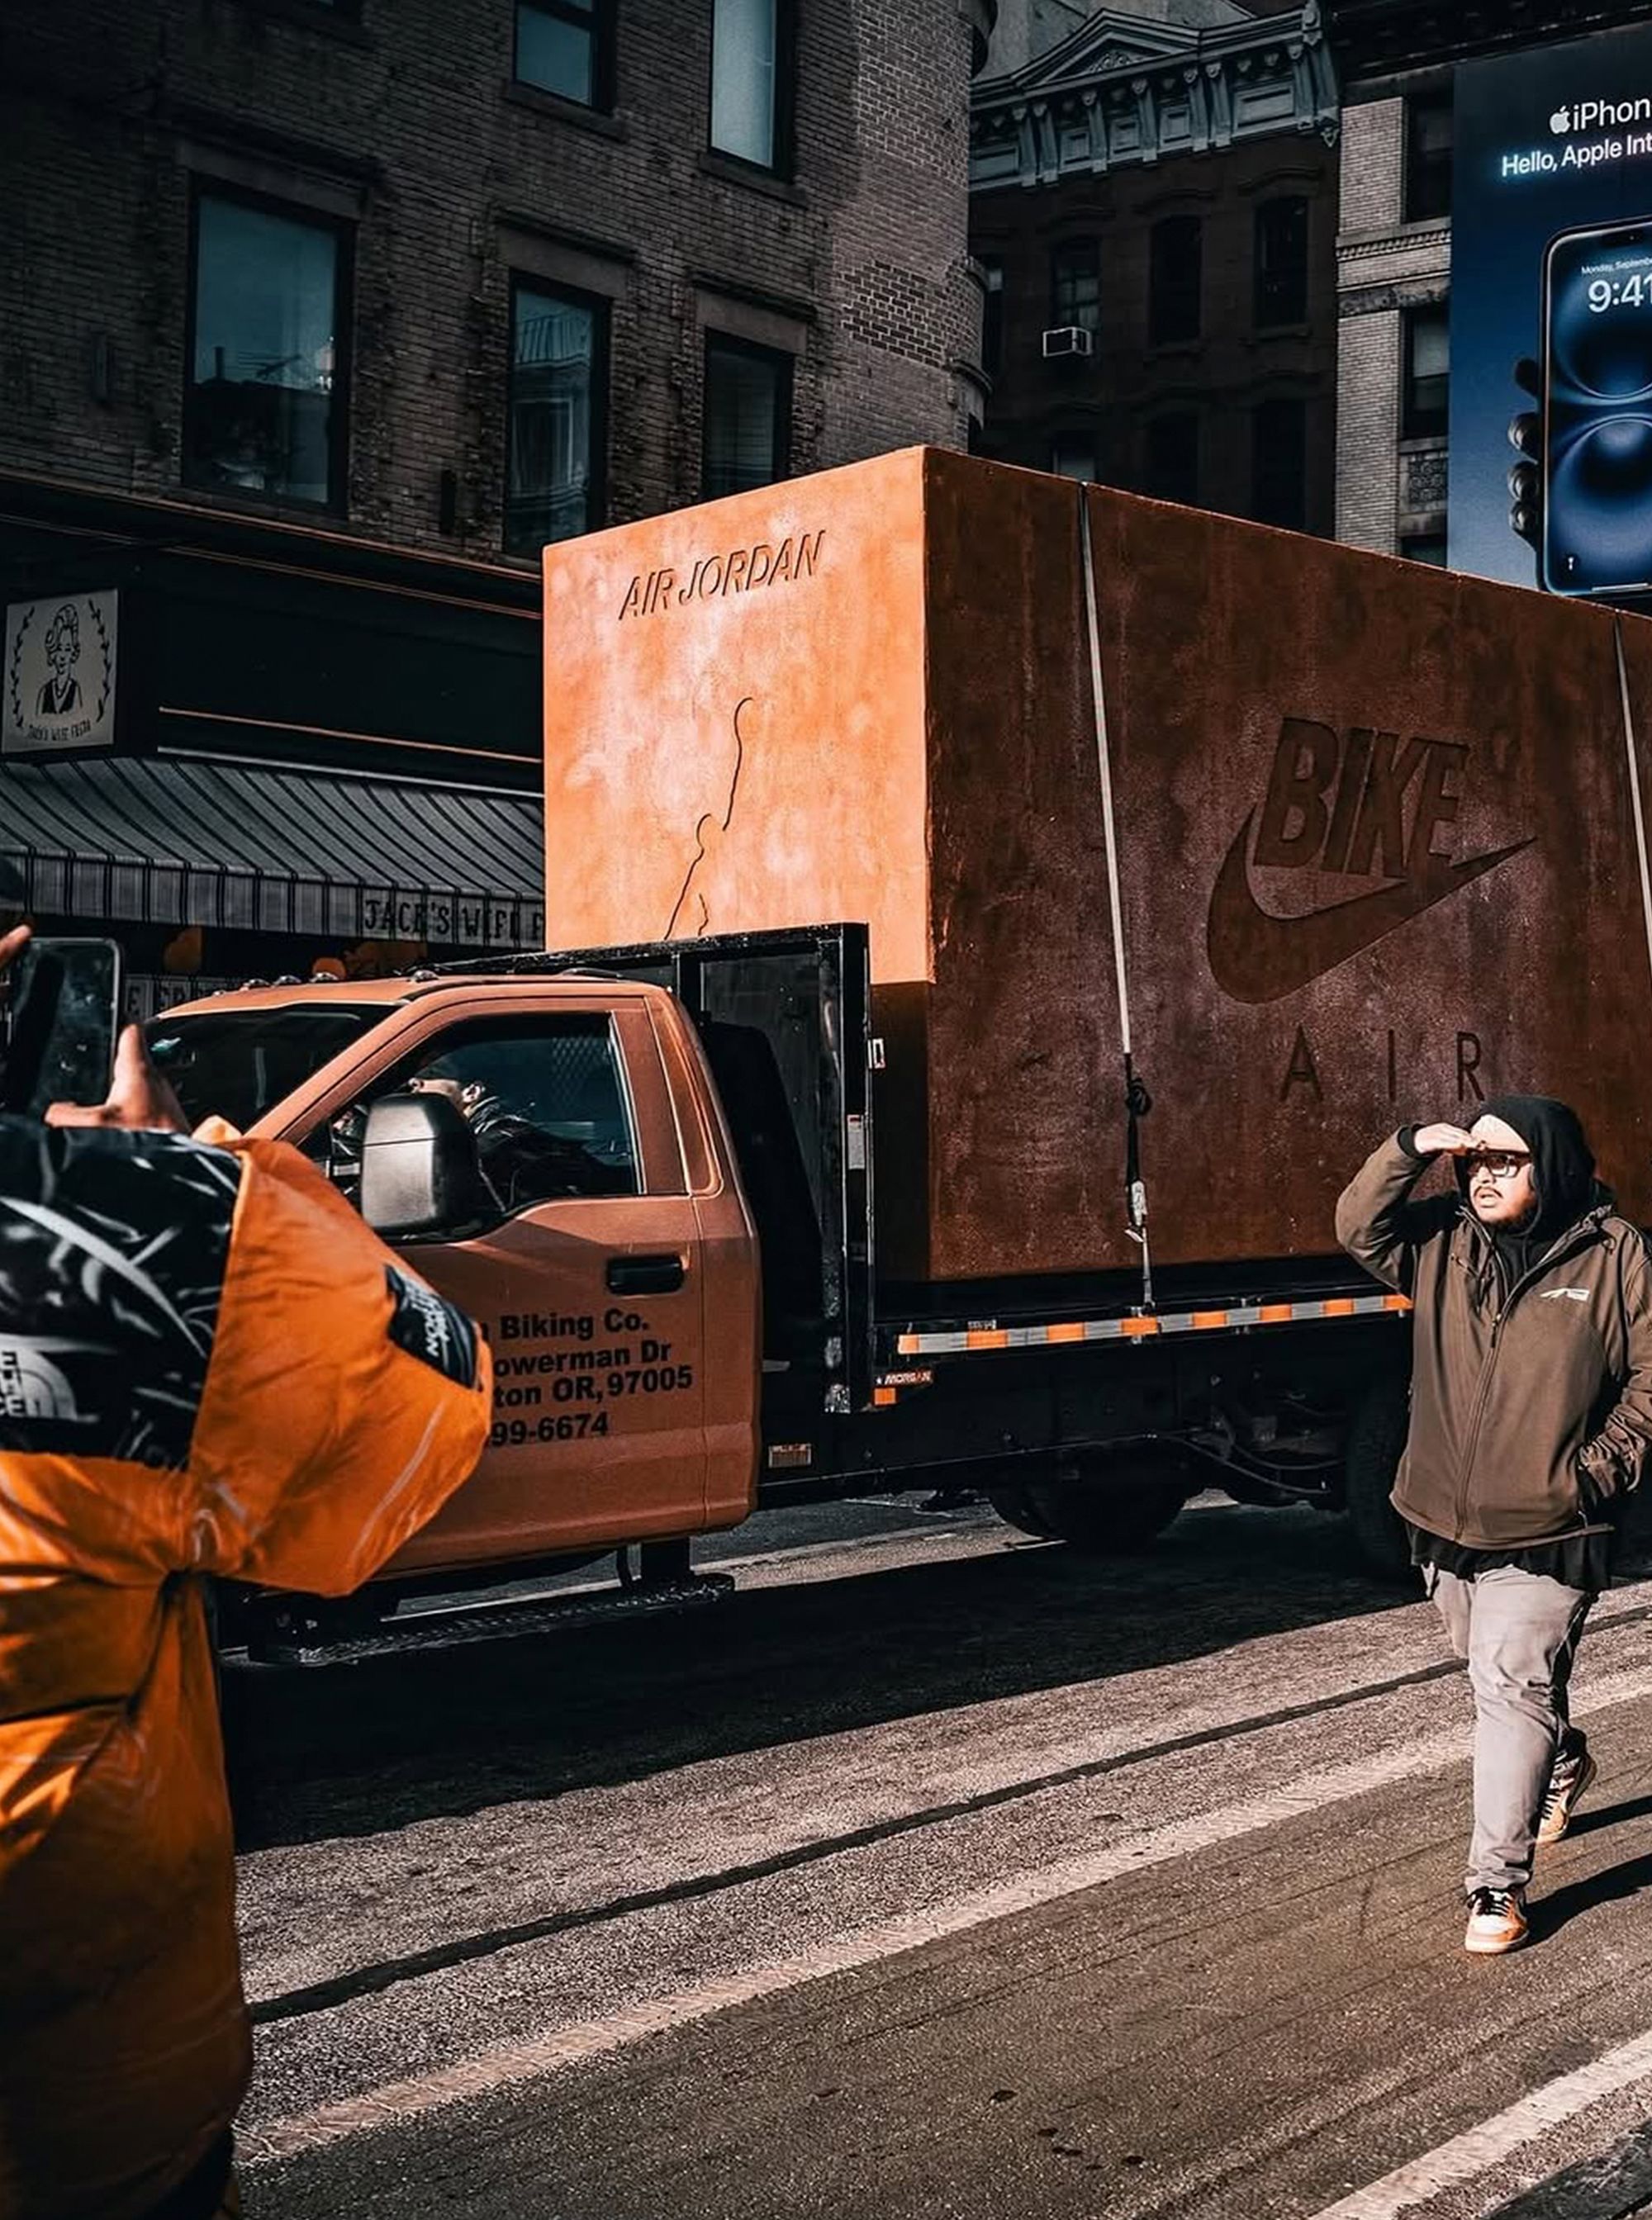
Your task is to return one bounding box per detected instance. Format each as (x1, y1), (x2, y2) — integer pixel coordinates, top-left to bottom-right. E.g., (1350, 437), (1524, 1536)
(1428, 1563), (1593, 1894)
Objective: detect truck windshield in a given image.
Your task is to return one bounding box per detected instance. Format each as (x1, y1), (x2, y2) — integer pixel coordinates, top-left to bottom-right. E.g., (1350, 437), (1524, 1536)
(145, 1004), (387, 1133)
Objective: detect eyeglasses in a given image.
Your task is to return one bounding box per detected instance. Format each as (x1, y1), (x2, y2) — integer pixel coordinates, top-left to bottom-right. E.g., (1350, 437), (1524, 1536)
(1465, 1149), (1531, 1181)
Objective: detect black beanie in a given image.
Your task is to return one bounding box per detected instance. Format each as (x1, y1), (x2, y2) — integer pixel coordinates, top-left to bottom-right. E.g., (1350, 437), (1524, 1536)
(1455, 1094), (1599, 1239)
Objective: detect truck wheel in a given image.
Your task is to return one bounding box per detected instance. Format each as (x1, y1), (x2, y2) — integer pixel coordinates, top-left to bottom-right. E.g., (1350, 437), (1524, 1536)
(1014, 1452), (1194, 1554)
(1343, 1373), (1413, 1583)
(986, 1483), (1060, 1539)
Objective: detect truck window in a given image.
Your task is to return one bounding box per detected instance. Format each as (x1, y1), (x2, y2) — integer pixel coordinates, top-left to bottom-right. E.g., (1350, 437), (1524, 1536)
(313, 1017), (641, 1215)
(145, 1004), (386, 1132)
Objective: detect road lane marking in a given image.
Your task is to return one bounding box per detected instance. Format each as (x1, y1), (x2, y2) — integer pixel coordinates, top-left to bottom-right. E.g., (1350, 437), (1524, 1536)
(244, 1657), (1652, 2165)
(249, 1648), (1472, 2025)
(248, 1600), (1652, 2027)
(1484, 2112), (1652, 2220)
(1301, 2029), (1652, 2220)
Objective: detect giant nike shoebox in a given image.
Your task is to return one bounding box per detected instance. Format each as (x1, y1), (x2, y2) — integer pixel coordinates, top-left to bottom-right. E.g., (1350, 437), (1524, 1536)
(541, 447), (1652, 1282)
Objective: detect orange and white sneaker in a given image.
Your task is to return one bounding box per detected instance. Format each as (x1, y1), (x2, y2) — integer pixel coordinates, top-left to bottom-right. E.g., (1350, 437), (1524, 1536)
(1538, 1748), (1597, 1846)
(1464, 1886), (1529, 1955)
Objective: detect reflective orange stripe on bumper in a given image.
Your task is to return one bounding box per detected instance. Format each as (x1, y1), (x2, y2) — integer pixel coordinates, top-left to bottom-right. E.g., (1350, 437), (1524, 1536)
(895, 1291), (1410, 1359)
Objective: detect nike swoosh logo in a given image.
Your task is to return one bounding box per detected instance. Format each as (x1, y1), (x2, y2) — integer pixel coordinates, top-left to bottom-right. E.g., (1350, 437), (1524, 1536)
(1206, 818), (1534, 1003)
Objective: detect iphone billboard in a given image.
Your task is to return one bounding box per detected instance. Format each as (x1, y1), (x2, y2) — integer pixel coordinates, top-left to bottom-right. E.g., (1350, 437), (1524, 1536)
(1450, 26), (1652, 598)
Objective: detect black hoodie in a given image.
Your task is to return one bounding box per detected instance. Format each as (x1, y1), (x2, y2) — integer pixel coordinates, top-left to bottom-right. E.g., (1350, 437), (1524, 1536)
(1455, 1094), (1607, 1297)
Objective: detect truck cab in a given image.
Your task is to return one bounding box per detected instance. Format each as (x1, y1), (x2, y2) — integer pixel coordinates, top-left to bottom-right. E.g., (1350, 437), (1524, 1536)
(149, 968), (764, 1580)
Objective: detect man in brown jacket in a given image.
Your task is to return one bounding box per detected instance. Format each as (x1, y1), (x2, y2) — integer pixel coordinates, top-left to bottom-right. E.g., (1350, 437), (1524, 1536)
(1338, 1097), (1652, 1955)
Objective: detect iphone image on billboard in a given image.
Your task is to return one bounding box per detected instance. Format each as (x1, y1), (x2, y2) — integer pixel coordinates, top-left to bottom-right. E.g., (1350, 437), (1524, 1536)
(1542, 216), (1652, 595)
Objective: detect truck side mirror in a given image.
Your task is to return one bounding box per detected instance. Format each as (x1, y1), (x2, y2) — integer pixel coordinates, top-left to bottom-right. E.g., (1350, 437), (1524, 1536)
(359, 1093), (487, 1237)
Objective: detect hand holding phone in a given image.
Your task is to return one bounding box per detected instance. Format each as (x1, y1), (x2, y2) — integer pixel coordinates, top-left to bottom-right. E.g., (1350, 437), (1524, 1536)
(45, 1025), (188, 1136)
(1, 938), (125, 1118)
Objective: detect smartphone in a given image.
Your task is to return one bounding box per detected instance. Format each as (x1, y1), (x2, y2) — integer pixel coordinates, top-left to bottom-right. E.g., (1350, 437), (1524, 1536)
(1, 938), (124, 1117)
(1542, 217), (1652, 596)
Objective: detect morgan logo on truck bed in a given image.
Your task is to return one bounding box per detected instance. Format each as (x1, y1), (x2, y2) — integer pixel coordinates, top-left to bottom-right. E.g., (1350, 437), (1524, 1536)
(1206, 718), (1533, 1004)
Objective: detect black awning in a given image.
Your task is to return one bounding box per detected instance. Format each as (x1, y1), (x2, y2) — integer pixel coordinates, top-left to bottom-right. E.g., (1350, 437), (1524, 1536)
(0, 756), (545, 951)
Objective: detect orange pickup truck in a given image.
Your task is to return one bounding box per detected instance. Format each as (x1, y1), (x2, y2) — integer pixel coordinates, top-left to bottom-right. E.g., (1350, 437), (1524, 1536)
(150, 448), (1652, 1657)
(150, 918), (1405, 1663)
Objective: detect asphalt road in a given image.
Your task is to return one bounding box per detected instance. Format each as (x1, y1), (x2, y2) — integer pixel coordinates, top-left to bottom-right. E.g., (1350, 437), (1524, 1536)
(225, 1495), (1652, 2220)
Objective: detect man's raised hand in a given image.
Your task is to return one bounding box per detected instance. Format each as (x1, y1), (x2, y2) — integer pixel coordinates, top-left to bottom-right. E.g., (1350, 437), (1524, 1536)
(1414, 1122), (1477, 1156)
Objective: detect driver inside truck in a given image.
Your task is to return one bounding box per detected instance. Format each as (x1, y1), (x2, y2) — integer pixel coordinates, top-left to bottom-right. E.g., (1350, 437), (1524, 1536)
(405, 1046), (633, 1210)
(311, 1023), (637, 1217)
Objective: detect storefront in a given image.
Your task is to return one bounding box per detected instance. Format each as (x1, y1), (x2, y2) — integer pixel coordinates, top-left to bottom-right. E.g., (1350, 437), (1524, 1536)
(0, 472), (544, 1017)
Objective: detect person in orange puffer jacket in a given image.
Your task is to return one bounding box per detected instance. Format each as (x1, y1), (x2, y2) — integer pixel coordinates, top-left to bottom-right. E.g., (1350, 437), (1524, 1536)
(0, 927), (493, 2220)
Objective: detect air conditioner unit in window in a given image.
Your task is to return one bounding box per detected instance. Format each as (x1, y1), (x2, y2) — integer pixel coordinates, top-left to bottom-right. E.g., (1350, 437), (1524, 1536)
(1042, 325), (1094, 358)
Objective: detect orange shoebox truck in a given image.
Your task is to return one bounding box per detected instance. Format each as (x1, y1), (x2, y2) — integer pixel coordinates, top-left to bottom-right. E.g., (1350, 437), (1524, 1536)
(149, 449), (1652, 1653)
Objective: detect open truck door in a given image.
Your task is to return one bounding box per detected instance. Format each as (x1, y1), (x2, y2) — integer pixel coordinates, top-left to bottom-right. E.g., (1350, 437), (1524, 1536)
(535, 925), (876, 1468)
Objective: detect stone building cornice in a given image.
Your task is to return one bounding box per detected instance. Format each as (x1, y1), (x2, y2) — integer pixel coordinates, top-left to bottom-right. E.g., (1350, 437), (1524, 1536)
(969, 2), (1339, 191)
(1336, 221), (1450, 262)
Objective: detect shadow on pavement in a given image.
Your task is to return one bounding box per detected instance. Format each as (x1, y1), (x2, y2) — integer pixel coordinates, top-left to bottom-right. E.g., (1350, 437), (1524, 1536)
(1559, 1791), (1652, 1844)
(226, 1500), (1415, 1854)
(1537, 1843), (1652, 1938)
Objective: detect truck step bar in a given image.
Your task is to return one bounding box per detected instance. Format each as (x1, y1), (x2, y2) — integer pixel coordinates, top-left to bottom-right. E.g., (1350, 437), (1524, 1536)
(244, 1571), (735, 1667)
(894, 1290), (1412, 1359)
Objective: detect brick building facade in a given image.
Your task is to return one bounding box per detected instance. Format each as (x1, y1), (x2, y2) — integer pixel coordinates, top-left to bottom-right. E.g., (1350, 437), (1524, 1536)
(969, 1), (1341, 534)
(4, 0), (990, 557)
(0, 0), (991, 1008)
(1329, 11), (1452, 562)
